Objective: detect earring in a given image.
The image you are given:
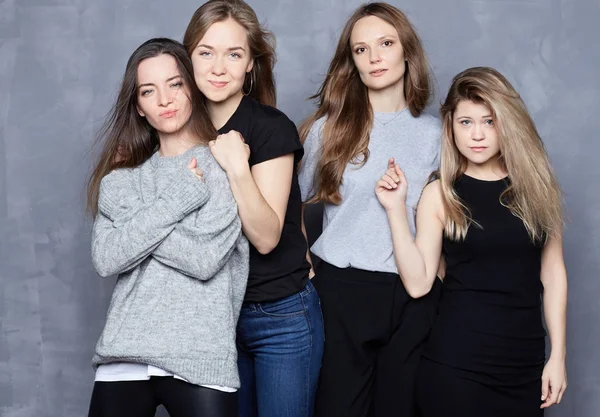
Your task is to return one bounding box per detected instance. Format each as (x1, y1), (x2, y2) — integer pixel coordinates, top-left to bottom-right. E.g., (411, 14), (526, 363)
(243, 70), (254, 96)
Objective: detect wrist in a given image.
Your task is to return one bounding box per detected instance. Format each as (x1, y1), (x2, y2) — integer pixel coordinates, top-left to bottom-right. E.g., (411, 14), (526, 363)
(226, 162), (251, 182)
(386, 203), (407, 215)
(549, 348), (566, 362)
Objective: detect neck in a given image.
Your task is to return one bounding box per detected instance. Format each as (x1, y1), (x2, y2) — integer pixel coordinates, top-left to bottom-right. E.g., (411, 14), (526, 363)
(368, 78), (407, 113)
(464, 158), (507, 180)
(158, 128), (197, 157)
(209, 92), (244, 130)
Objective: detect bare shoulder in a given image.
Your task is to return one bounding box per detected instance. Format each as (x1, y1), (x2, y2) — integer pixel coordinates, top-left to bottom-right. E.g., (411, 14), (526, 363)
(421, 179), (443, 205)
(418, 180), (445, 223)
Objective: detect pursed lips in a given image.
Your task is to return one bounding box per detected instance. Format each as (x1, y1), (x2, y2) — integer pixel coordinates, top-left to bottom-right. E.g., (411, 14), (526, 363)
(160, 109), (178, 118)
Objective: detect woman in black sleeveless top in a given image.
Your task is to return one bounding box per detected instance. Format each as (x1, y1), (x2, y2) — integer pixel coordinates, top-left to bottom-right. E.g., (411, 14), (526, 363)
(374, 67), (567, 416)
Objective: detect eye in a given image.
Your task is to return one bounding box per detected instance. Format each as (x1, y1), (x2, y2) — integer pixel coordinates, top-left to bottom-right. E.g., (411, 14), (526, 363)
(382, 40), (393, 47)
(199, 51), (212, 57)
(355, 47), (366, 54)
(140, 89), (153, 97)
(229, 52), (242, 59)
(460, 120), (471, 126)
(484, 119), (494, 126)
(170, 81), (183, 88)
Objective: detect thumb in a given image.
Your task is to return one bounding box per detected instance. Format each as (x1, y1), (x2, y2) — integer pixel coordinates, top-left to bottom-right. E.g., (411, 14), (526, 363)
(188, 157), (197, 169)
(388, 157), (395, 169)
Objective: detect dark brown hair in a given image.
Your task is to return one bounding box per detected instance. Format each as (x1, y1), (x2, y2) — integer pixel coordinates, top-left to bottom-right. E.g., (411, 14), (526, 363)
(87, 38), (217, 216)
(183, 0), (277, 106)
(299, 2), (432, 204)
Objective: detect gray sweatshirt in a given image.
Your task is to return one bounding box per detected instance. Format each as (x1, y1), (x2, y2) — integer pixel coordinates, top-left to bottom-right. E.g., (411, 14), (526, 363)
(298, 110), (440, 273)
(91, 145), (249, 389)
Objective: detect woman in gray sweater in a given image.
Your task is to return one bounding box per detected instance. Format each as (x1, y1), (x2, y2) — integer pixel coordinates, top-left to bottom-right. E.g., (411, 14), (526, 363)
(86, 38), (248, 417)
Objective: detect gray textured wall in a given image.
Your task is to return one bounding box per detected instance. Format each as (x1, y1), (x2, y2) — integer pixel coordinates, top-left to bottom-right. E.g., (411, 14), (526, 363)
(0, 0), (598, 416)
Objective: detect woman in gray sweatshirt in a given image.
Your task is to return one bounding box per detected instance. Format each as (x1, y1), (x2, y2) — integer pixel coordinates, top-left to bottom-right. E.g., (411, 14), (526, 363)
(86, 38), (248, 417)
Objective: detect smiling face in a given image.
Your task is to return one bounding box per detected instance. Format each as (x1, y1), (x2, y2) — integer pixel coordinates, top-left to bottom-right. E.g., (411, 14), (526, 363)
(452, 100), (501, 170)
(136, 53), (192, 138)
(350, 15), (406, 94)
(190, 18), (254, 108)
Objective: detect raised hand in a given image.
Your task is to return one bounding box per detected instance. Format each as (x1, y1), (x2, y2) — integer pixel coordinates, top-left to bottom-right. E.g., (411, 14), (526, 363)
(188, 157), (204, 181)
(375, 157), (408, 212)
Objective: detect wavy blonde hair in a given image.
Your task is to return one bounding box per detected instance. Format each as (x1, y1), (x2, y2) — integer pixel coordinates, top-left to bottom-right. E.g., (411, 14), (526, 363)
(299, 2), (432, 204)
(440, 67), (563, 242)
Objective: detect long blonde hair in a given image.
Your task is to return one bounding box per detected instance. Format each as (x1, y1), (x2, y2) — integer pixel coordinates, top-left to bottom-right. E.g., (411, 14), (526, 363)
(298, 2), (432, 204)
(440, 67), (563, 242)
(183, 0), (276, 107)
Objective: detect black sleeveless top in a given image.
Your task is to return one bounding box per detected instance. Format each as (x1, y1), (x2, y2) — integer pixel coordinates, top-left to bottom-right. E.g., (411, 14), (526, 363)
(424, 174), (546, 382)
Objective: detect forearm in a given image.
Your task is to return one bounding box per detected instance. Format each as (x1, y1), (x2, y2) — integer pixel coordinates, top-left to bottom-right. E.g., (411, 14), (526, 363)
(387, 206), (434, 298)
(301, 205), (315, 277)
(227, 165), (282, 254)
(543, 273), (568, 360)
(152, 206), (243, 280)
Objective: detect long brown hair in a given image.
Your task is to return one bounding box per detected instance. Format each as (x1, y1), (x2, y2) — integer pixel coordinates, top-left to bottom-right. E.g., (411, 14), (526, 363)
(86, 38), (216, 216)
(183, 0), (276, 107)
(299, 2), (432, 204)
(439, 67), (563, 242)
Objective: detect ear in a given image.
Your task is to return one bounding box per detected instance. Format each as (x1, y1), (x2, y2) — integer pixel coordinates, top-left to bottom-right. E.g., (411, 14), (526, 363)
(247, 58), (254, 73)
(137, 105), (145, 118)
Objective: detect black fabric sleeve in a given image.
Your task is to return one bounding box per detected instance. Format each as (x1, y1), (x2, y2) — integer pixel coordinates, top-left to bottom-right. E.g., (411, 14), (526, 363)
(249, 115), (304, 167)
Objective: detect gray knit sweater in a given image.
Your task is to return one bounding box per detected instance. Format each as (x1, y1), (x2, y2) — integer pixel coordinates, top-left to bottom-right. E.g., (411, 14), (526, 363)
(91, 145), (249, 389)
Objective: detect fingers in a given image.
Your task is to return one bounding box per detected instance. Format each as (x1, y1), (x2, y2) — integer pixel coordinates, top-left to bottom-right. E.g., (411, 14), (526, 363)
(376, 179), (393, 191)
(388, 157), (395, 169)
(541, 379), (557, 409)
(541, 377), (549, 404)
(208, 140), (215, 148)
(394, 164), (406, 181)
(188, 157), (197, 169)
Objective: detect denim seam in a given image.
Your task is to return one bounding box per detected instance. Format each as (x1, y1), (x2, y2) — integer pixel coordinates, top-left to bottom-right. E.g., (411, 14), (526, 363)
(300, 288), (312, 416)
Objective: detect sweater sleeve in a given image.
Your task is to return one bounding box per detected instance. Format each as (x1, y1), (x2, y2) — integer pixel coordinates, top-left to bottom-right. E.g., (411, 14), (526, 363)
(151, 161), (245, 281)
(91, 167), (210, 277)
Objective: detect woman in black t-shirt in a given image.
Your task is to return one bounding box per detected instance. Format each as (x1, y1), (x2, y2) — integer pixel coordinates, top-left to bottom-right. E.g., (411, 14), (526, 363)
(183, 2), (324, 417)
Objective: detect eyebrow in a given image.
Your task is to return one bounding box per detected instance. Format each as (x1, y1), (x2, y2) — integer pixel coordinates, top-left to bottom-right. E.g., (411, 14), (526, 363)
(196, 44), (246, 52)
(138, 75), (182, 89)
(456, 114), (493, 119)
(351, 34), (398, 48)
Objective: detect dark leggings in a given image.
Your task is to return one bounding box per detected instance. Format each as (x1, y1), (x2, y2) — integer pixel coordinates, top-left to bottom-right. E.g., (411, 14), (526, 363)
(88, 377), (238, 417)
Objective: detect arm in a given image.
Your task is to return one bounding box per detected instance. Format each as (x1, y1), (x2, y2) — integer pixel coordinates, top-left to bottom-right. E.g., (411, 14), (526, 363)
(92, 168), (209, 277)
(209, 128), (295, 255)
(376, 160), (444, 298)
(540, 234), (568, 409)
(227, 154), (293, 255)
(151, 164), (245, 281)
(301, 204), (315, 278)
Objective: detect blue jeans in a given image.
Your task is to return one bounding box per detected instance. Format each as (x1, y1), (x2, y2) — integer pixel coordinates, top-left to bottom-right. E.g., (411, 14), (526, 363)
(236, 280), (324, 417)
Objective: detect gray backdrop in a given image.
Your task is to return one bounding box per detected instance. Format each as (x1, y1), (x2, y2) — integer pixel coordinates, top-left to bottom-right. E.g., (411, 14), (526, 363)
(0, 0), (598, 416)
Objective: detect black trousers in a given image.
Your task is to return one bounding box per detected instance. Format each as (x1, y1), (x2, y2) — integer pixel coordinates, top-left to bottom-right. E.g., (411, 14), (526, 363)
(88, 376), (237, 417)
(312, 261), (441, 417)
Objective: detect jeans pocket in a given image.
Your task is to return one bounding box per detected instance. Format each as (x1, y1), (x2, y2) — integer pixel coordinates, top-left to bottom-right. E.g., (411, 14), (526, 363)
(258, 293), (306, 318)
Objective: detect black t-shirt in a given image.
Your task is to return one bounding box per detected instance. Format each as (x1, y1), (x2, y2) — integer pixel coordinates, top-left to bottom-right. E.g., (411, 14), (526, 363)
(219, 96), (311, 302)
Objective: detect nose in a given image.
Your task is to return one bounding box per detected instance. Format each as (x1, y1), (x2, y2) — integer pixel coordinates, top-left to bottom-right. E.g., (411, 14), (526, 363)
(471, 123), (485, 141)
(157, 88), (174, 107)
(369, 49), (382, 64)
(211, 58), (227, 76)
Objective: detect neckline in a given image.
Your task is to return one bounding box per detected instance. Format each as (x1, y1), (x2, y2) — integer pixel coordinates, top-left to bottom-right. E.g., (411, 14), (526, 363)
(461, 173), (509, 183)
(373, 107), (409, 126)
(151, 145), (203, 169)
(219, 95), (251, 133)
